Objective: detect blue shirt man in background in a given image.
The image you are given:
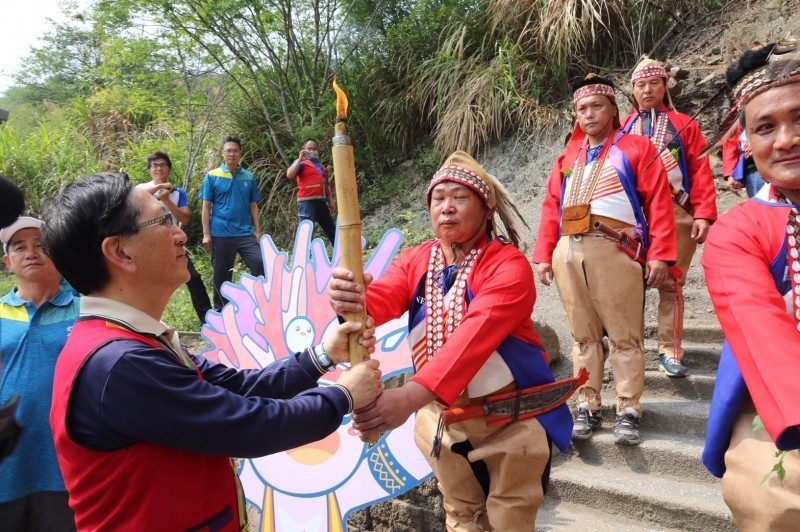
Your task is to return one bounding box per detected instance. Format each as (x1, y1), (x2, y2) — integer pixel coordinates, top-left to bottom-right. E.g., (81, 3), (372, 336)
(200, 136), (264, 310)
(0, 216), (78, 530)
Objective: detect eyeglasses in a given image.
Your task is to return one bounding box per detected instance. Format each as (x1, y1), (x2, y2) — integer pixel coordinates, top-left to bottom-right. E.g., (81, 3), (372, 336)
(150, 163), (170, 169)
(223, 149), (241, 155)
(135, 213), (174, 230)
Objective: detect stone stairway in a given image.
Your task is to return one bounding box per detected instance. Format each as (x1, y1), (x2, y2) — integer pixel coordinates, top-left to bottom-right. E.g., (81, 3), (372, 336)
(536, 323), (735, 531)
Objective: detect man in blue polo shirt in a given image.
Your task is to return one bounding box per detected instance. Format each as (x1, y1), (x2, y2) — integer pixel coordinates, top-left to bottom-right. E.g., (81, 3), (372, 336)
(200, 136), (264, 310)
(0, 216), (78, 530)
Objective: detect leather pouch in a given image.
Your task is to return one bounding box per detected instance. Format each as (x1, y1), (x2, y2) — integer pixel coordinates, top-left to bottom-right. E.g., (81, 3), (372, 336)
(561, 204), (591, 235)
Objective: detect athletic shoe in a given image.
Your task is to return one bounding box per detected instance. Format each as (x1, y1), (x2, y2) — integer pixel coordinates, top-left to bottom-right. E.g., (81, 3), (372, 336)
(572, 402), (603, 440)
(659, 354), (688, 378)
(614, 407), (641, 446)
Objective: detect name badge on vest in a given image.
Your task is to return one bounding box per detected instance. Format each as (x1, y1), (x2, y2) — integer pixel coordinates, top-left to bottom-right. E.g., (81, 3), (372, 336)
(561, 204), (591, 235)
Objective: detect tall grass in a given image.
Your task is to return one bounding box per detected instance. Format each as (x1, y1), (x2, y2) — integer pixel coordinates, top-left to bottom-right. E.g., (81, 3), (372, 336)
(370, 0), (723, 157)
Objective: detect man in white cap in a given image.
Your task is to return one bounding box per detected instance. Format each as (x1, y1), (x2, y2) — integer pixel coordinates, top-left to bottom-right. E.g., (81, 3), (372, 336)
(0, 216), (78, 530)
(623, 57), (718, 377)
(328, 151), (574, 531)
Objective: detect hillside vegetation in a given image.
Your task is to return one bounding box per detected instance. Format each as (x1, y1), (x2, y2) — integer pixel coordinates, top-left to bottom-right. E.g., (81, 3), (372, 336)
(0, 0), (731, 328)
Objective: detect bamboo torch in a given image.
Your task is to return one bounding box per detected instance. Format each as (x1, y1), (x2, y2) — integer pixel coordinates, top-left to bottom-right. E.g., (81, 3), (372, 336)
(331, 79), (370, 365)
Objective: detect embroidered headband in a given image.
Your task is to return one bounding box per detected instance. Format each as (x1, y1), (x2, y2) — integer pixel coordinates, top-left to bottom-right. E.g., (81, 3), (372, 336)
(632, 64), (668, 82)
(427, 152), (493, 208)
(699, 39), (800, 160)
(572, 83), (617, 104)
(732, 64), (800, 108)
(426, 151), (528, 248)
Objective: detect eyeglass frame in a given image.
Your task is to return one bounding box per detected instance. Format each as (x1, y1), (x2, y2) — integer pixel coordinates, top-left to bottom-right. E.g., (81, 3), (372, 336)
(135, 212), (174, 230)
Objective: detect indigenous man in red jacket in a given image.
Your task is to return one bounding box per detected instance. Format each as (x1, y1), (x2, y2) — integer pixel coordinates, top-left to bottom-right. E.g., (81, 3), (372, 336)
(533, 75), (676, 445)
(623, 58), (718, 377)
(328, 151), (574, 531)
(702, 40), (800, 529)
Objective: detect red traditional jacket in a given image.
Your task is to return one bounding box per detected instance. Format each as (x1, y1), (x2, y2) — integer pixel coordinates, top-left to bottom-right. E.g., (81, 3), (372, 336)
(702, 185), (800, 454)
(363, 236), (574, 451)
(533, 129), (677, 265)
(623, 107), (718, 221)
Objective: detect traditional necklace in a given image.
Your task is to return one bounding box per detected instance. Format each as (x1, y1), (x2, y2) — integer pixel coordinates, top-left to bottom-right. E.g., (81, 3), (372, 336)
(566, 136), (614, 207)
(421, 242), (481, 366)
(775, 189), (800, 332)
(785, 205), (800, 332)
(633, 109), (670, 152)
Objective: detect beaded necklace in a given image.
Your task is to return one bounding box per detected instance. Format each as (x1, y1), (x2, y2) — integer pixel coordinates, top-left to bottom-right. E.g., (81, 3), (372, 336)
(784, 204), (800, 332)
(774, 189), (800, 332)
(566, 137), (614, 207)
(633, 109), (670, 152)
(420, 242), (481, 369)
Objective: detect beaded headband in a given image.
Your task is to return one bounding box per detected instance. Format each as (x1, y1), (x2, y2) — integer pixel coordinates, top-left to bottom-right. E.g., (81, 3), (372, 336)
(732, 64), (800, 108)
(572, 83), (617, 104)
(427, 164), (492, 207)
(632, 64), (667, 82)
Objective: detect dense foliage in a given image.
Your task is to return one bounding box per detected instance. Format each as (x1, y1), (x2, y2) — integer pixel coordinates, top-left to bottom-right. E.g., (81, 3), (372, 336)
(0, 0), (723, 329)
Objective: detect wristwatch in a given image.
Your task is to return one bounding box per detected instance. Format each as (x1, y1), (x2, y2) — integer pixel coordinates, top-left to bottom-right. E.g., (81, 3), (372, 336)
(314, 343), (337, 372)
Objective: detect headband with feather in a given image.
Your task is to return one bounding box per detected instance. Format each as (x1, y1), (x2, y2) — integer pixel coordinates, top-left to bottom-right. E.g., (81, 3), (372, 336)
(428, 151), (528, 248)
(700, 37), (800, 158)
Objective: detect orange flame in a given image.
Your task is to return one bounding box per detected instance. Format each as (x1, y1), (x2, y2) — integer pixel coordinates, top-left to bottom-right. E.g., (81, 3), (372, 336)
(333, 79), (348, 120)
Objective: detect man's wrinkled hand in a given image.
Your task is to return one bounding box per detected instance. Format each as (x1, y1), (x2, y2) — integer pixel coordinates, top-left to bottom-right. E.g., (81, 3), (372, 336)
(536, 263), (554, 286)
(692, 219), (710, 244)
(352, 382), (436, 441)
(725, 177), (743, 196)
(352, 389), (413, 440)
(337, 359), (382, 411)
(645, 260), (668, 287)
(327, 267), (373, 314)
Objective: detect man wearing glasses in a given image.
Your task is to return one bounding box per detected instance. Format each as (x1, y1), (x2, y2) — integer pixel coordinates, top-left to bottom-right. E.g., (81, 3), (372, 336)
(200, 136), (264, 310)
(41, 173), (382, 530)
(138, 151), (212, 325)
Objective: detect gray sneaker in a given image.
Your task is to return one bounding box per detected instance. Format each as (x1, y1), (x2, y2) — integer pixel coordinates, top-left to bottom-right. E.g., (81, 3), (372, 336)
(572, 402), (603, 440)
(614, 407), (641, 446)
(659, 354), (688, 378)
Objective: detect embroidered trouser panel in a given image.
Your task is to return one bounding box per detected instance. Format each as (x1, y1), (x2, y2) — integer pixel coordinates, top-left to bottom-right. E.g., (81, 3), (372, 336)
(552, 234), (645, 415)
(414, 403), (550, 532)
(656, 203), (696, 357)
(723, 409), (800, 531)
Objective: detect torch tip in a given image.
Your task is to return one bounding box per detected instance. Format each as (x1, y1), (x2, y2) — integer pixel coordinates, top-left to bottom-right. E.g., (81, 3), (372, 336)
(333, 78), (348, 121)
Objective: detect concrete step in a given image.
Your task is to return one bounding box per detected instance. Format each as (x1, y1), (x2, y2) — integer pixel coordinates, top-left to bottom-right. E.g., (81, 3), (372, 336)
(536, 497), (678, 531)
(641, 368), (716, 400)
(553, 342), (723, 379)
(568, 395), (711, 439)
(598, 367), (716, 400)
(548, 461), (735, 532)
(559, 431), (714, 484)
(642, 344), (722, 372)
(644, 323), (724, 345)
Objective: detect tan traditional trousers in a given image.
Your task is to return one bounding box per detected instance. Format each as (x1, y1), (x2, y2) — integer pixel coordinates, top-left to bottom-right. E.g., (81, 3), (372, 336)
(722, 406), (800, 531)
(414, 401), (550, 532)
(552, 232), (646, 415)
(656, 203), (696, 358)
